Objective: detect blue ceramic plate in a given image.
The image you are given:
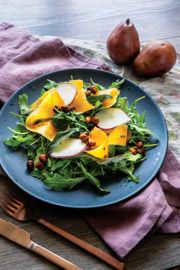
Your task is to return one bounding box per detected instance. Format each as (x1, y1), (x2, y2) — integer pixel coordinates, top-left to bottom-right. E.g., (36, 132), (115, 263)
(0, 68), (168, 208)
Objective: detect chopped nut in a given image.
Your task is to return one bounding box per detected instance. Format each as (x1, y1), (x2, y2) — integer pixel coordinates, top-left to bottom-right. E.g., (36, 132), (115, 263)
(61, 105), (74, 113)
(35, 162), (45, 170)
(91, 116), (99, 125)
(136, 141), (144, 148)
(39, 154), (48, 164)
(27, 160), (34, 172)
(79, 132), (89, 142)
(68, 104), (75, 111)
(85, 90), (91, 97)
(137, 148), (145, 154)
(85, 116), (92, 124)
(129, 147), (137, 155)
(86, 138), (96, 147)
(87, 86), (98, 94)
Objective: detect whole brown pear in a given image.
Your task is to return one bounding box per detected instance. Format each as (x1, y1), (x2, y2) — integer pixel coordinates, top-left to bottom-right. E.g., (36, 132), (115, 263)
(133, 40), (177, 78)
(106, 19), (140, 65)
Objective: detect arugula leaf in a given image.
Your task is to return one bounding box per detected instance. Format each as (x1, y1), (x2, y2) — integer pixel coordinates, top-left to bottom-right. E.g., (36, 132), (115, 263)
(99, 152), (143, 182)
(8, 123), (28, 134)
(52, 111), (88, 132)
(31, 169), (45, 180)
(4, 136), (24, 150)
(43, 173), (86, 191)
(90, 79), (105, 90)
(87, 94), (112, 105)
(122, 152), (142, 162)
(84, 78), (124, 92)
(115, 145), (128, 154)
(4, 123), (39, 150)
(18, 94), (30, 115)
(115, 96), (152, 143)
(40, 79), (58, 95)
(117, 163), (138, 182)
(78, 162), (109, 193)
(90, 100), (104, 116)
(113, 152), (143, 182)
(49, 158), (71, 172)
(52, 117), (69, 131)
(109, 79), (125, 89)
(49, 128), (78, 149)
(4, 133), (38, 150)
(109, 145), (116, 157)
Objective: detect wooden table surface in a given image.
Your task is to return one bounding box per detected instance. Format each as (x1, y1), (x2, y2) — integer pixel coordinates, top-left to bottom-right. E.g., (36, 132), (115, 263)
(0, 1), (180, 270)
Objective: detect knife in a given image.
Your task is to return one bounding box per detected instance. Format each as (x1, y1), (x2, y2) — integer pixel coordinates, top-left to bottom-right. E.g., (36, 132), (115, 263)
(0, 218), (81, 270)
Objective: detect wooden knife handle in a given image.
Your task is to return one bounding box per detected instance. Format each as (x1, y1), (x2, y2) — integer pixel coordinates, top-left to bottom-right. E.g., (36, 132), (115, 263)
(30, 241), (81, 270)
(38, 218), (124, 270)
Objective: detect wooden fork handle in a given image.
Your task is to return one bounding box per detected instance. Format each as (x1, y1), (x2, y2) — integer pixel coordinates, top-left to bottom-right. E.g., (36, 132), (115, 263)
(31, 241), (81, 270)
(37, 218), (124, 270)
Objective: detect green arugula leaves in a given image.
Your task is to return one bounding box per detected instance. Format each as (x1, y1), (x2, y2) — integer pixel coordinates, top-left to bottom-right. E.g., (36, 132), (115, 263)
(115, 96), (152, 143)
(18, 94), (31, 115)
(52, 110), (88, 132)
(87, 94), (112, 105)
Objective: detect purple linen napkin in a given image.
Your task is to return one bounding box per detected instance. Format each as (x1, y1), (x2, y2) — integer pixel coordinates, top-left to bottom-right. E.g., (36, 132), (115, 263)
(0, 23), (179, 259)
(86, 150), (180, 258)
(0, 22), (109, 105)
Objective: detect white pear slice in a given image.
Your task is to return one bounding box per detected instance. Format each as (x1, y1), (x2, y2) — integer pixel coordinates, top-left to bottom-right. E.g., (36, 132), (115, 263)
(96, 108), (130, 130)
(50, 138), (86, 158)
(56, 82), (77, 105)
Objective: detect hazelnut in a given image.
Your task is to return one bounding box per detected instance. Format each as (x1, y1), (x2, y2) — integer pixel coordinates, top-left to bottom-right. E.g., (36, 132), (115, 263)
(85, 116), (92, 124)
(61, 105), (73, 113)
(86, 138), (96, 147)
(136, 141), (144, 148)
(39, 154), (48, 164)
(68, 104), (75, 111)
(85, 91), (91, 97)
(87, 86), (98, 94)
(137, 148), (145, 154)
(35, 162), (45, 170)
(27, 160), (34, 172)
(91, 116), (99, 125)
(79, 132), (89, 142)
(129, 147), (137, 155)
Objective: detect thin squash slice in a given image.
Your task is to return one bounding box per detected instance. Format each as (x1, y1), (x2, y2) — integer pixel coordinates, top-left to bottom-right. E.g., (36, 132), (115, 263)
(26, 88), (64, 140)
(96, 87), (119, 108)
(85, 127), (108, 159)
(108, 125), (128, 146)
(71, 80), (94, 113)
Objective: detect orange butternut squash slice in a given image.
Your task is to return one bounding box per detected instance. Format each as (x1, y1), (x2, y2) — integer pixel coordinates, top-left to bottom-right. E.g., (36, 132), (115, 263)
(71, 80), (94, 113)
(26, 88), (64, 141)
(108, 125), (128, 146)
(85, 127), (108, 159)
(96, 88), (119, 108)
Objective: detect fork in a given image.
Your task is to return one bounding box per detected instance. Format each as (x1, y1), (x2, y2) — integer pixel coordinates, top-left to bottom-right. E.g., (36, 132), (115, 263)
(0, 193), (124, 270)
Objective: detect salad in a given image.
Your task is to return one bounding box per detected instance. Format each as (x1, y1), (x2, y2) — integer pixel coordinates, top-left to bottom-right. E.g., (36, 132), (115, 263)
(4, 78), (157, 194)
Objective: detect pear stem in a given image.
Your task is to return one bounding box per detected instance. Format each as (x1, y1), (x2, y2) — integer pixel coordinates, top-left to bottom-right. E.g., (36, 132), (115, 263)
(126, 19), (130, 25)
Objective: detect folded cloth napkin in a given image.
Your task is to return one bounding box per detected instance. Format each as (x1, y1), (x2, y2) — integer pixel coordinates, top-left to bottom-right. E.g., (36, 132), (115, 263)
(86, 150), (180, 258)
(0, 23), (109, 105)
(0, 23), (179, 259)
